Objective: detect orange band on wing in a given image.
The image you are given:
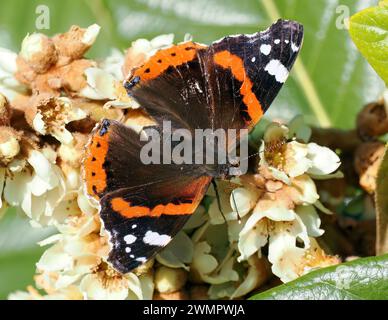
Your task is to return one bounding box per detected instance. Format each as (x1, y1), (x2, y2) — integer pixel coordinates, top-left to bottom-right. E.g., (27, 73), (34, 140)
(213, 50), (263, 127)
(111, 198), (195, 218)
(133, 42), (206, 82)
(84, 127), (110, 199)
(111, 176), (211, 219)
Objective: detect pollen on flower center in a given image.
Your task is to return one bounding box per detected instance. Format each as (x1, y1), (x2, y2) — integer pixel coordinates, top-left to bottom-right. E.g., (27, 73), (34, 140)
(264, 138), (287, 168)
(93, 262), (128, 291)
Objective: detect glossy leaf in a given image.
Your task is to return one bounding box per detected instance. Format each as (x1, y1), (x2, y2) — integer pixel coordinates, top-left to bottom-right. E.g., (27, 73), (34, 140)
(375, 144), (388, 255)
(349, 1), (388, 85)
(250, 255), (388, 300)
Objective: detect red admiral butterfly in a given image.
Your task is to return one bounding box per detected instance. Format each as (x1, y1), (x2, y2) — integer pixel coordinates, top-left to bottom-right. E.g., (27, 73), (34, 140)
(83, 19), (303, 274)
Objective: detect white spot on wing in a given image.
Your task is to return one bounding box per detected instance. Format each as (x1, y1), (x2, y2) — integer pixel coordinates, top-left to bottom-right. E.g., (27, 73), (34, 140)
(264, 60), (289, 83)
(130, 254), (134, 258)
(274, 39), (280, 44)
(143, 231), (171, 247)
(132, 224), (137, 229)
(125, 247), (131, 253)
(136, 257), (147, 263)
(251, 57), (256, 62)
(291, 42), (299, 52)
(124, 234), (136, 245)
(285, 40), (289, 44)
(260, 44), (271, 56)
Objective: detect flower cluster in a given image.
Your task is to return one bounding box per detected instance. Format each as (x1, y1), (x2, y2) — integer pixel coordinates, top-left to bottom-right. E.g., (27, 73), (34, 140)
(1, 25), (341, 300)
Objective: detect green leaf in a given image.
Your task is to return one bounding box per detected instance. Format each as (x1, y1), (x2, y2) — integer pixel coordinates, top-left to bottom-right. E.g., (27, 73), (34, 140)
(375, 144), (388, 255)
(349, 1), (388, 86)
(250, 255), (388, 300)
(0, 0), (384, 128)
(0, 209), (53, 299)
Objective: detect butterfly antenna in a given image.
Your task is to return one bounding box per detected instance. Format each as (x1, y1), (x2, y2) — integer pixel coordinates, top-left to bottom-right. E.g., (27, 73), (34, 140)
(231, 189), (242, 224)
(239, 150), (261, 163)
(212, 180), (227, 223)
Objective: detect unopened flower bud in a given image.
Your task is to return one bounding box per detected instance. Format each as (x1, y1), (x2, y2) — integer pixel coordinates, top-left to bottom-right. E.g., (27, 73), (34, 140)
(354, 142), (385, 193)
(154, 266), (188, 293)
(357, 101), (388, 139)
(154, 290), (189, 300)
(53, 24), (100, 64)
(20, 33), (57, 74)
(0, 126), (21, 165)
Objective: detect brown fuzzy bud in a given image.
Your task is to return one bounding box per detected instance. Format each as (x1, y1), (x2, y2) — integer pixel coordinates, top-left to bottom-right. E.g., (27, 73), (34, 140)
(354, 142), (385, 193)
(15, 55), (37, 85)
(0, 126), (21, 165)
(59, 59), (95, 93)
(20, 33), (57, 74)
(53, 24), (100, 65)
(0, 94), (11, 126)
(154, 266), (188, 293)
(357, 101), (388, 139)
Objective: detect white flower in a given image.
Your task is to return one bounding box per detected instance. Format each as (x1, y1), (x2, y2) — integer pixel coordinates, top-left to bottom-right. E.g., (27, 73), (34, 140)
(3, 149), (66, 224)
(80, 67), (117, 100)
(230, 256), (269, 299)
(81, 24), (101, 47)
(296, 205), (324, 237)
(98, 48), (126, 81)
(156, 231), (193, 270)
(191, 241), (218, 276)
(238, 204), (298, 261)
(80, 48), (143, 109)
(306, 142), (341, 175)
(80, 272), (130, 300)
(283, 141), (311, 177)
(261, 122), (341, 180)
(36, 242), (73, 272)
(130, 34), (174, 61)
(154, 266), (187, 293)
(229, 187), (260, 218)
(267, 218), (308, 283)
(80, 66), (137, 109)
(32, 97), (87, 144)
(191, 241), (238, 285)
(0, 48), (26, 100)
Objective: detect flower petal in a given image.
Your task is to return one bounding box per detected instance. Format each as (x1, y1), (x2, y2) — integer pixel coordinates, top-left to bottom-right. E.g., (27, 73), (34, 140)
(306, 143), (341, 175)
(230, 187), (259, 218)
(296, 205), (324, 237)
(80, 273), (129, 300)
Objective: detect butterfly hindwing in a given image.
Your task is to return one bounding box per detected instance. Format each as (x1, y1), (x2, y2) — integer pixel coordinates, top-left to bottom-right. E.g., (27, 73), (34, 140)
(83, 118), (211, 273)
(100, 176), (211, 273)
